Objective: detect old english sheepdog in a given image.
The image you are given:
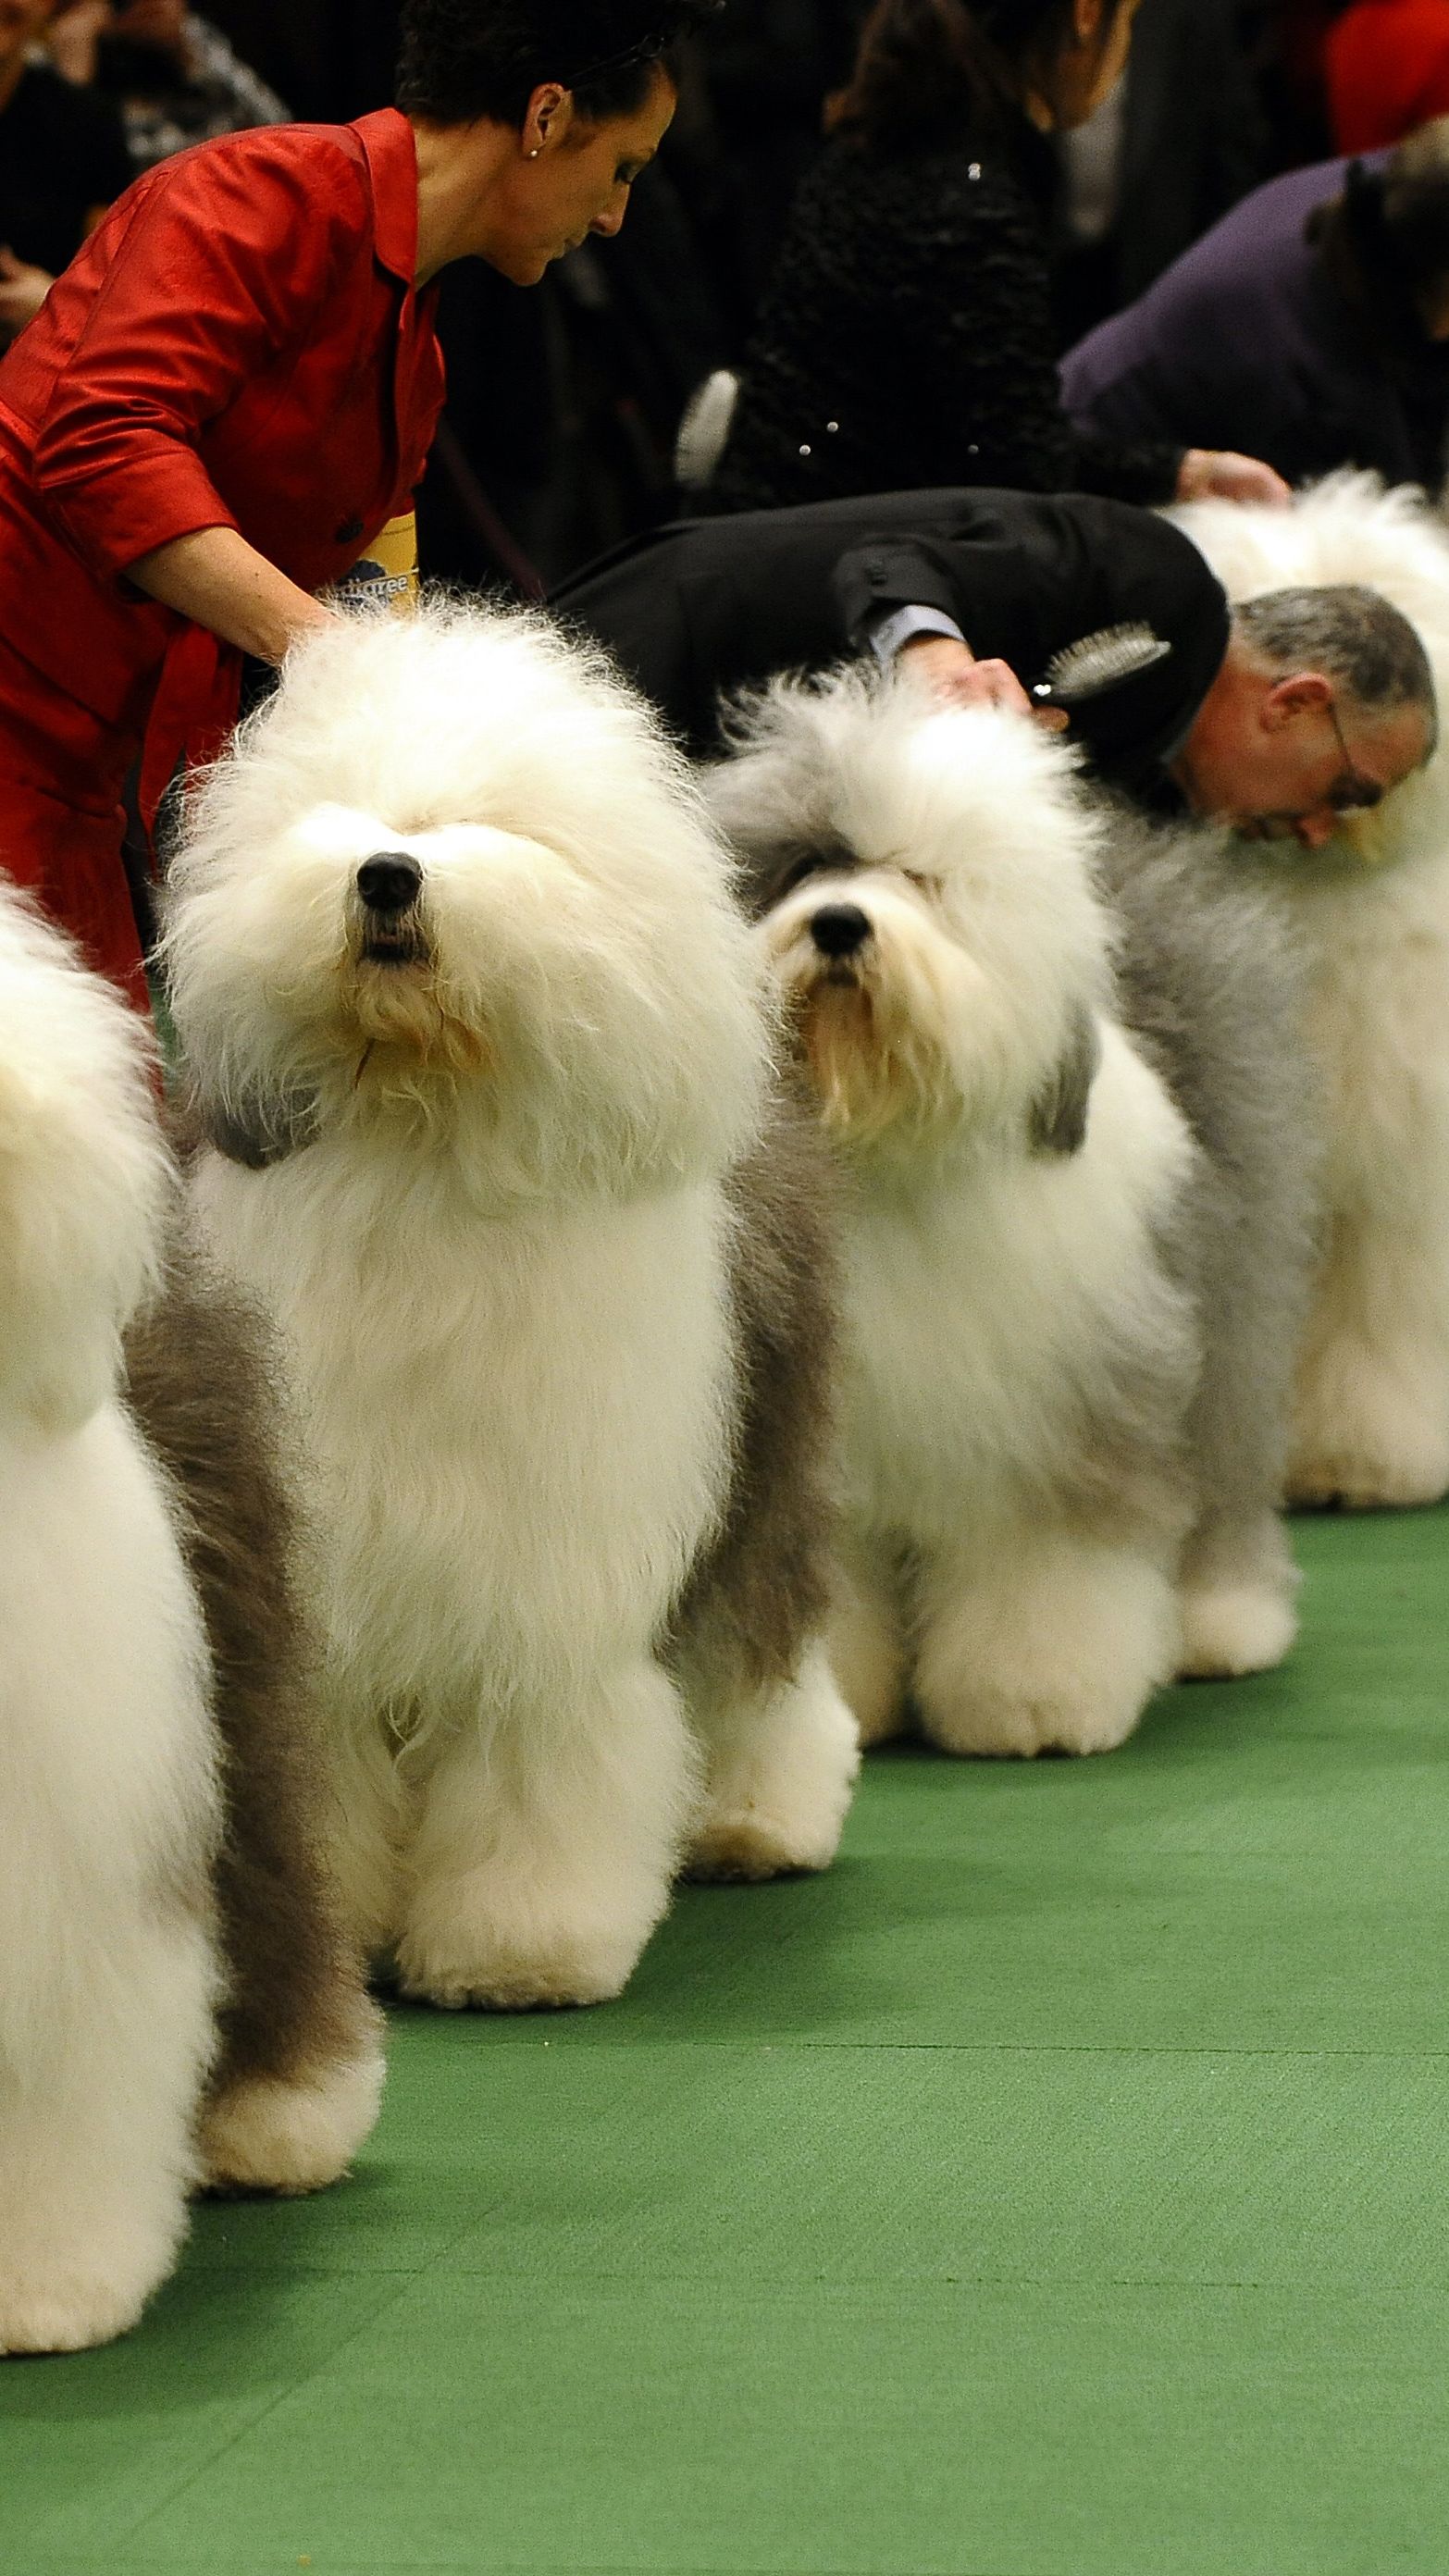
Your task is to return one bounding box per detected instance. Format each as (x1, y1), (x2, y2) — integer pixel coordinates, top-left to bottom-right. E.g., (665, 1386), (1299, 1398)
(0, 886), (381, 2357)
(1172, 472), (1449, 1508)
(163, 602), (860, 2012)
(706, 672), (1317, 1757)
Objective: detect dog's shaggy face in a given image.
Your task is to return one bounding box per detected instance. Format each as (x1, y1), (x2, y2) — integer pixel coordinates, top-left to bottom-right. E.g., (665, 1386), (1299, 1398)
(708, 673), (1115, 1163)
(164, 606), (770, 1200)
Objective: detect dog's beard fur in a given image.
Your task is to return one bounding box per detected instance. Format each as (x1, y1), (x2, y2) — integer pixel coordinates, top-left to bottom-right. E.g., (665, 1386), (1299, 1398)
(341, 901), (493, 1103)
(764, 870), (1015, 1158)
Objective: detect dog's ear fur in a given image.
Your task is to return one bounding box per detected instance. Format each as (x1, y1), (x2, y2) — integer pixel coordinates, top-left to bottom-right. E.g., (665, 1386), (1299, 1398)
(187, 1080), (321, 1171)
(1028, 1004), (1100, 1157)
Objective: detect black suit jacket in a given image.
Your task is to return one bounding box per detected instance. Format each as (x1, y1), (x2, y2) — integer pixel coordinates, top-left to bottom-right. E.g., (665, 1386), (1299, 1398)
(551, 487), (1230, 789)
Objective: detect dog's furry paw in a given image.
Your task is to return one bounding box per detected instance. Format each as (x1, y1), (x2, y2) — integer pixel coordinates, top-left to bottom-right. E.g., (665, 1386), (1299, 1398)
(687, 1805), (841, 1882)
(687, 1652), (861, 1880)
(200, 2038), (385, 2198)
(1290, 1361), (1449, 1509)
(1287, 1442), (1449, 1511)
(394, 1884), (657, 2011)
(394, 1946), (632, 2012)
(0, 2273), (155, 2357)
(920, 1684), (1147, 1759)
(913, 1549), (1176, 1760)
(1178, 1579), (1298, 1678)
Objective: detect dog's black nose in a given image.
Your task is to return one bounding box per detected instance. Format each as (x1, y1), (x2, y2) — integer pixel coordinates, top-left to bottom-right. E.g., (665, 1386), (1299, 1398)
(356, 853), (422, 915)
(810, 902), (871, 958)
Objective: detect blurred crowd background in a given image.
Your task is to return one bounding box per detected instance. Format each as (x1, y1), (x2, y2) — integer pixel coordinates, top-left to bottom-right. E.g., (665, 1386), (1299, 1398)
(7, 0), (1449, 588)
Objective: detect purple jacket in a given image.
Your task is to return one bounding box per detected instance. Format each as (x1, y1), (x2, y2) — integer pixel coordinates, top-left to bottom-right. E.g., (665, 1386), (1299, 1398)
(1060, 155), (1449, 492)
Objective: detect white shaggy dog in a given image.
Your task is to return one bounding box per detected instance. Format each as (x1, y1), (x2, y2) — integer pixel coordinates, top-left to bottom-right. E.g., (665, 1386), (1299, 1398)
(163, 603), (859, 2012)
(0, 887), (381, 2356)
(1172, 471), (1449, 1507)
(707, 673), (1316, 1757)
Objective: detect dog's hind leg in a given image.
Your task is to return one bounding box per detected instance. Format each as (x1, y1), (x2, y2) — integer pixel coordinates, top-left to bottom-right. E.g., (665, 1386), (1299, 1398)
(1289, 1209), (1449, 1509)
(686, 1639), (861, 1884)
(125, 1262), (385, 2199)
(197, 1698), (385, 2198)
(826, 1530), (911, 1748)
(913, 1525), (1181, 1758)
(395, 1662), (700, 2009)
(1178, 1510), (1300, 1679)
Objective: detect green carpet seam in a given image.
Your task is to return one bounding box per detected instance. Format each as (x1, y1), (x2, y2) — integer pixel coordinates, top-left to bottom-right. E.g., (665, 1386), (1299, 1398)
(110, 2273), (424, 2553)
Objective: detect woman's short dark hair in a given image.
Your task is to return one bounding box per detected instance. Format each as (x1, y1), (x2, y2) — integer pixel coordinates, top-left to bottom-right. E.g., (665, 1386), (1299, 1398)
(827, 0), (1121, 152)
(397, 0), (720, 128)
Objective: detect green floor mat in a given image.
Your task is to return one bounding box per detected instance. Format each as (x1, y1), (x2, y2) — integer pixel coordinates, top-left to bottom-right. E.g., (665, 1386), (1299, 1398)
(6, 1507), (1448, 2575)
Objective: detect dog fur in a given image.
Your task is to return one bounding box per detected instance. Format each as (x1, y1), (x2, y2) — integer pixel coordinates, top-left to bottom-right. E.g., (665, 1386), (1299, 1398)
(706, 670), (1316, 1756)
(0, 886), (381, 2356)
(1171, 470), (1449, 1508)
(163, 601), (859, 2012)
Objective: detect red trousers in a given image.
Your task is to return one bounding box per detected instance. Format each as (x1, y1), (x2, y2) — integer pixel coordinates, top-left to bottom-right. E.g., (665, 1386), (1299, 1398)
(0, 630), (150, 1008)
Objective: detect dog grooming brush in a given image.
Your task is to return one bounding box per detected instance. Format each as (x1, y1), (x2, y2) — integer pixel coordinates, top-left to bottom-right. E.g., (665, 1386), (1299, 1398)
(1032, 622), (1173, 709)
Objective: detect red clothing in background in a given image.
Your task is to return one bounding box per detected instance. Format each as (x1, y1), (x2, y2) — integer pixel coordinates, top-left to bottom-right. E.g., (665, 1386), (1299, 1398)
(0, 107), (445, 999)
(1326, 0), (1449, 151)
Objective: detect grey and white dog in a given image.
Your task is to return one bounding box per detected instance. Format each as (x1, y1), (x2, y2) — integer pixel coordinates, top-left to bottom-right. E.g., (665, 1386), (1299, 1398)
(0, 885), (380, 2356)
(706, 669), (1319, 1757)
(163, 603), (860, 2014)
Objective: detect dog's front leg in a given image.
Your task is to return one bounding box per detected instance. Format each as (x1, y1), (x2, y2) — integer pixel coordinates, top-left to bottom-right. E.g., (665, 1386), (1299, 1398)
(394, 1662), (701, 2010)
(0, 1905), (217, 2354)
(912, 1526), (1181, 1759)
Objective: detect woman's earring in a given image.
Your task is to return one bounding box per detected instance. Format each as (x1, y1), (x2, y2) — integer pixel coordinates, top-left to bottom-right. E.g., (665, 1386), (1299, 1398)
(527, 146), (541, 158)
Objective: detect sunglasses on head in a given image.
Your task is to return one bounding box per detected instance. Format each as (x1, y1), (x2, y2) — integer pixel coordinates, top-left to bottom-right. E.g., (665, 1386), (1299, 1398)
(564, 27), (670, 87)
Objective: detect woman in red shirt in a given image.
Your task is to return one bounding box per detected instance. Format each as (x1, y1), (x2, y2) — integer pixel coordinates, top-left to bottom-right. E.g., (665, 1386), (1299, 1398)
(1326, 0), (1449, 152)
(0, 0), (713, 1001)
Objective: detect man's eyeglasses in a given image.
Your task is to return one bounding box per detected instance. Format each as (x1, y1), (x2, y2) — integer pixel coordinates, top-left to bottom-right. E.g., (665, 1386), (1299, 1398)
(1323, 697), (1384, 813)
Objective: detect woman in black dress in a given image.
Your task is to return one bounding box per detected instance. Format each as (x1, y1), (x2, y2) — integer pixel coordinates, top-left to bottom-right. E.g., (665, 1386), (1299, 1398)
(710, 0), (1288, 515)
(0, 0), (130, 344)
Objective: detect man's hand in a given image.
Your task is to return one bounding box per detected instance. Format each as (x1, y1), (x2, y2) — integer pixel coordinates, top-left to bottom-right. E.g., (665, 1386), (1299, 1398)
(896, 635), (1069, 728)
(1177, 449), (1293, 509)
(0, 249), (55, 347)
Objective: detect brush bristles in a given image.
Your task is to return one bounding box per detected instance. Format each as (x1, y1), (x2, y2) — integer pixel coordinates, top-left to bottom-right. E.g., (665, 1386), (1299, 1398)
(1045, 624), (1174, 704)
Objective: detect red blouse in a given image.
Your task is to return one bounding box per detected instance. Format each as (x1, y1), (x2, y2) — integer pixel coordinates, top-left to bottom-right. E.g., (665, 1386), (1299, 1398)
(1326, 0), (1449, 152)
(0, 106), (445, 764)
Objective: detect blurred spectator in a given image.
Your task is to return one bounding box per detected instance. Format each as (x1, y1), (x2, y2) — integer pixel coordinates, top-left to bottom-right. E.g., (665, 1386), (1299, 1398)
(198, 3), (403, 121)
(679, 2), (861, 326)
(1326, 0), (1449, 152)
(1238, 0), (1339, 172)
(48, 0), (288, 169)
(420, 153), (730, 587)
(0, 0), (130, 345)
(198, 0), (332, 114)
(710, 0), (1287, 518)
(1062, 122), (1449, 495)
(1052, 0), (1266, 345)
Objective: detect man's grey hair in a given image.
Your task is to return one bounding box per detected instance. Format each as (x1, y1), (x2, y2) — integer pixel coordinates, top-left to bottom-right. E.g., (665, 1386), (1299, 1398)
(1234, 586), (1439, 755)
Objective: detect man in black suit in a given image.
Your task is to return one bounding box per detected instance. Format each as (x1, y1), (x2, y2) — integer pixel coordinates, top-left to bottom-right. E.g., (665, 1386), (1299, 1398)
(551, 486), (1435, 848)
